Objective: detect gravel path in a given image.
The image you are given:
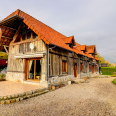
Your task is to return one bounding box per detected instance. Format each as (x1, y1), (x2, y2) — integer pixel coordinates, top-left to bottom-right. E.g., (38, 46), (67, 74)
(0, 77), (116, 116)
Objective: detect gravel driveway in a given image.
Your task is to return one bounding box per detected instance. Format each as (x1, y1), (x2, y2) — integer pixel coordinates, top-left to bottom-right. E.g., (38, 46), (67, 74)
(0, 77), (116, 116)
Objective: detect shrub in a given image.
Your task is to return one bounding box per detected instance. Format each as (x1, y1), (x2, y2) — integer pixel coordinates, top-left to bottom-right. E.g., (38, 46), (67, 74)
(113, 78), (116, 85)
(0, 74), (6, 80)
(100, 67), (116, 75)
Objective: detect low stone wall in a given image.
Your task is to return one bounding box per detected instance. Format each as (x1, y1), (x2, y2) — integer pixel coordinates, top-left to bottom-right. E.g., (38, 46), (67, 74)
(6, 72), (48, 87)
(6, 72), (25, 82)
(77, 72), (99, 78)
(80, 72), (91, 78)
(91, 72), (99, 77)
(0, 88), (49, 105)
(48, 75), (74, 84)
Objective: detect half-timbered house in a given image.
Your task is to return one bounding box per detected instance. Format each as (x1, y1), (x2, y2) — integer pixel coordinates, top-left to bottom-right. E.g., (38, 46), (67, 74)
(0, 9), (100, 87)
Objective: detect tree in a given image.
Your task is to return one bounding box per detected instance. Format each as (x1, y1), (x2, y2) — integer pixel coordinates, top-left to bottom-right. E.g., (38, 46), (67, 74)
(97, 53), (106, 63)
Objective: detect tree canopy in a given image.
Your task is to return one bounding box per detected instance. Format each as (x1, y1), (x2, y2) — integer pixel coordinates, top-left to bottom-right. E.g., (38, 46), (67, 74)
(97, 53), (106, 63)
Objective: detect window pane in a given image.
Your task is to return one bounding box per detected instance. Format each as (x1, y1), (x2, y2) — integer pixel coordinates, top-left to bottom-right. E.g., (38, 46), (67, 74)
(28, 60), (34, 79)
(33, 32), (38, 39)
(27, 31), (31, 39)
(62, 61), (67, 72)
(35, 60), (41, 80)
(22, 31), (26, 40)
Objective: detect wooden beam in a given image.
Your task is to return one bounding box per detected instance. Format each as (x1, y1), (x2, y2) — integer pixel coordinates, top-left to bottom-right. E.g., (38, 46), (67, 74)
(31, 31), (33, 39)
(12, 22), (23, 43)
(2, 45), (9, 47)
(11, 38), (39, 46)
(1, 36), (12, 39)
(0, 28), (2, 46)
(3, 45), (9, 55)
(0, 25), (17, 30)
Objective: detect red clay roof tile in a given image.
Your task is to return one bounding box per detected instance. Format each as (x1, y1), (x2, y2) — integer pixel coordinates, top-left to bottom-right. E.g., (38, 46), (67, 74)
(78, 45), (86, 51)
(85, 52), (94, 59)
(62, 36), (75, 44)
(2, 9), (73, 51)
(86, 45), (97, 54)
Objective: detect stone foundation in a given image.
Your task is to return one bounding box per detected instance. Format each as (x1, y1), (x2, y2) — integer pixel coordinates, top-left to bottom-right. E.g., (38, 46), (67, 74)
(6, 72), (48, 87)
(91, 72), (99, 77)
(77, 72), (99, 78)
(48, 75), (74, 84)
(6, 72), (25, 82)
(80, 72), (90, 78)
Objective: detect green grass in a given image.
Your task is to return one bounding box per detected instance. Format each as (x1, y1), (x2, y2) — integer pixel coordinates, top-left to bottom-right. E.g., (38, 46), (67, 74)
(113, 78), (116, 84)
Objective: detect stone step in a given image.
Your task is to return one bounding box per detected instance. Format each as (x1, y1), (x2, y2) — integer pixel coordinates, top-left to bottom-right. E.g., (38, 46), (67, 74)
(0, 88), (49, 105)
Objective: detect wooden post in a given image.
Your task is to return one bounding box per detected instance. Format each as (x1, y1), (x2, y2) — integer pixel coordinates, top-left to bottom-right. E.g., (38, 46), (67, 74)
(20, 35), (22, 41)
(31, 32), (33, 39)
(3, 45), (9, 55)
(0, 28), (2, 46)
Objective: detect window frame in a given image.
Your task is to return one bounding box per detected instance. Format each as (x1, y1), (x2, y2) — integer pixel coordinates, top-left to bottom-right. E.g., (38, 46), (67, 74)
(62, 60), (67, 73)
(80, 63), (83, 72)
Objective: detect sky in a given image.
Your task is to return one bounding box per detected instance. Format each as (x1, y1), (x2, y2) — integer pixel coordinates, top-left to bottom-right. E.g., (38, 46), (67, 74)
(0, 0), (116, 63)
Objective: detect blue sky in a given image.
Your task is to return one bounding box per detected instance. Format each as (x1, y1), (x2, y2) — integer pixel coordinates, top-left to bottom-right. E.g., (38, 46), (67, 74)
(0, 0), (116, 63)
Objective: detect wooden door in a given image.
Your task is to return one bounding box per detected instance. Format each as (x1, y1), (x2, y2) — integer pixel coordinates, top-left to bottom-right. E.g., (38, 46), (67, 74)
(92, 65), (94, 74)
(25, 58), (41, 81)
(74, 64), (77, 77)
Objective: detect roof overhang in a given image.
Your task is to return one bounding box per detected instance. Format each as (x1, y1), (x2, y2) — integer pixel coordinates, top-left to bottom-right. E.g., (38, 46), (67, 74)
(0, 15), (24, 26)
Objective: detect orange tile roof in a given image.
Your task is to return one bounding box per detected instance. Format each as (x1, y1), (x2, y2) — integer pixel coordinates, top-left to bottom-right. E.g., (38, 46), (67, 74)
(62, 36), (75, 44)
(95, 56), (100, 61)
(1, 9), (73, 51)
(85, 52), (94, 59)
(86, 45), (97, 54)
(75, 42), (81, 47)
(78, 45), (86, 51)
(73, 46), (87, 56)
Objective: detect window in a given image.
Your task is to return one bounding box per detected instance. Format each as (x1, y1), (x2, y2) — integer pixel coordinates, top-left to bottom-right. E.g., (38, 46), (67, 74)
(27, 59), (41, 81)
(80, 63), (83, 71)
(22, 31), (26, 40)
(62, 61), (67, 73)
(95, 65), (97, 71)
(89, 64), (91, 71)
(27, 30), (31, 39)
(33, 32), (38, 39)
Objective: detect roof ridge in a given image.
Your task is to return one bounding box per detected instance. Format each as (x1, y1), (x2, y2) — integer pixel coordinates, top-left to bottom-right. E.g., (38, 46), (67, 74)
(18, 9), (67, 38)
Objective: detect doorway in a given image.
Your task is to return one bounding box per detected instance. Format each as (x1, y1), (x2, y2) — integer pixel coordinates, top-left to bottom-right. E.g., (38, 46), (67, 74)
(25, 59), (41, 81)
(74, 63), (77, 77)
(92, 65), (95, 74)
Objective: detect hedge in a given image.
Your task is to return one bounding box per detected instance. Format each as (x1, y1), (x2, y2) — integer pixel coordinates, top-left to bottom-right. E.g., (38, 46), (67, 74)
(99, 67), (116, 75)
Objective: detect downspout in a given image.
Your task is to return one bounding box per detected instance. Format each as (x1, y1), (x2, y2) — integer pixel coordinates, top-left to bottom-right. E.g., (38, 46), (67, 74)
(47, 45), (49, 81)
